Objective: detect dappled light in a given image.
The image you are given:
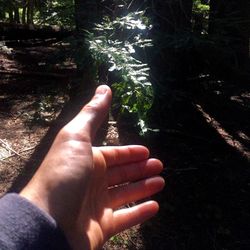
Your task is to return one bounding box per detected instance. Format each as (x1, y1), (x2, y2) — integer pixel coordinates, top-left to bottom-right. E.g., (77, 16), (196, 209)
(196, 104), (250, 161)
(0, 1), (250, 250)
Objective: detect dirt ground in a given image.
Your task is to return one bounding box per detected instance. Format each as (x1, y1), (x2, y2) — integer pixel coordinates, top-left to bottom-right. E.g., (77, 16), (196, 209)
(0, 43), (250, 250)
(0, 43), (145, 249)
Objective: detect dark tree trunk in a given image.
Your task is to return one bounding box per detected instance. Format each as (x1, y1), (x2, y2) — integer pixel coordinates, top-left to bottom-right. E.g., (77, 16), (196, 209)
(14, 8), (20, 23)
(27, 2), (31, 24)
(0, 11), (4, 20)
(22, 7), (26, 24)
(73, 0), (103, 93)
(22, 0), (27, 24)
(74, 0), (101, 33)
(27, 0), (34, 24)
(0, 22), (72, 41)
(150, 0), (193, 80)
(149, 0), (194, 127)
(9, 11), (14, 23)
(208, 0), (225, 34)
(209, 0), (250, 72)
(151, 0), (193, 34)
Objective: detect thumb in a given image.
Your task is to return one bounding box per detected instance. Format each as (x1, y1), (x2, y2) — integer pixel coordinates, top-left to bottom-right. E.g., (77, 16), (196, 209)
(64, 85), (112, 141)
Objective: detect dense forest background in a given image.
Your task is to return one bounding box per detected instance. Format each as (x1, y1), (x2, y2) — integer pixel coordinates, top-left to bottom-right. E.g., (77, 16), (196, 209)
(0, 1), (250, 249)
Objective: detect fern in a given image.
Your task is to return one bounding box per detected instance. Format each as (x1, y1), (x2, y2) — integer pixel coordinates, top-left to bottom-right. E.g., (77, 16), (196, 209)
(88, 11), (153, 134)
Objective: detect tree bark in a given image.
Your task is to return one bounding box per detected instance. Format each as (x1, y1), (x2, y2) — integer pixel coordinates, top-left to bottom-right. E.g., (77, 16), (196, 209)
(150, 0), (193, 85)
(74, 0), (101, 33)
(14, 8), (20, 23)
(0, 22), (72, 41)
(27, 0), (34, 24)
(209, 0), (250, 70)
(149, 0), (194, 126)
(22, 7), (26, 24)
(73, 0), (103, 92)
(151, 0), (193, 34)
(8, 11), (14, 23)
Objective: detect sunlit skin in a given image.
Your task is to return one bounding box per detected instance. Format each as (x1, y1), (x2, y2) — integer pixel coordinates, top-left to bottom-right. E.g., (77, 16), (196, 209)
(20, 85), (165, 250)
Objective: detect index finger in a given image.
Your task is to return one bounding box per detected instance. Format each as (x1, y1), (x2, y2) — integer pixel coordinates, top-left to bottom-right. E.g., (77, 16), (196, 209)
(94, 145), (149, 167)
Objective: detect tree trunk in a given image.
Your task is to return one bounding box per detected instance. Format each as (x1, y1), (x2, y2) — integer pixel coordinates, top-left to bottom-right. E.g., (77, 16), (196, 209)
(27, 0), (34, 24)
(8, 11), (14, 23)
(73, 0), (103, 92)
(151, 0), (193, 67)
(150, 0), (193, 85)
(22, 0), (27, 24)
(151, 0), (193, 34)
(22, 7), (26, 24)
(0, 22), (72, 41)
(27, 2), (31, 24)
(209, 0), (250, 71)
(14, 8), (20, 23)
(149, 0), (194, 127)
(74, 0), (104, 33)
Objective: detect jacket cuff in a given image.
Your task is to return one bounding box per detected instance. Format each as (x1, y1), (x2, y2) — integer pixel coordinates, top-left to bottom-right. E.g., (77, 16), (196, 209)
(0, 193), (70, 250)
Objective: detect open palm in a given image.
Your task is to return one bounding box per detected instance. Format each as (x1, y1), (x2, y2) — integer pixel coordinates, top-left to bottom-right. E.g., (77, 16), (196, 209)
(20, 85), (165, 250)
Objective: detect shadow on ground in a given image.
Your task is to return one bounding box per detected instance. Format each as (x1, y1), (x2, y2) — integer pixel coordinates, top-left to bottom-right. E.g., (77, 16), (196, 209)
(2, 45), (250, 249)
(117, 80), (250, 250)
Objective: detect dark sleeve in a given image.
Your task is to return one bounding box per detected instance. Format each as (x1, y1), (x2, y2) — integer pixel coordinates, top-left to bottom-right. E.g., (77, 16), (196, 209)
(0, 193), (70, 250)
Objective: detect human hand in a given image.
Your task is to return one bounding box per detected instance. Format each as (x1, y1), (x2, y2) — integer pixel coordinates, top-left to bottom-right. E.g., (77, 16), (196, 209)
(20, 85), (165, 250)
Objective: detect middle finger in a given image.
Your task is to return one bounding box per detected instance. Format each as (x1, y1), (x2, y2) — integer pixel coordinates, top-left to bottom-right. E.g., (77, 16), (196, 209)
(107, 158), (163, 186)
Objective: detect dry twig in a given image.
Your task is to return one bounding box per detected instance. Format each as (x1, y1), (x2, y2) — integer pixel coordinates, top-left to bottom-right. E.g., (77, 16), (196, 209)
(0, 140), (35, 161)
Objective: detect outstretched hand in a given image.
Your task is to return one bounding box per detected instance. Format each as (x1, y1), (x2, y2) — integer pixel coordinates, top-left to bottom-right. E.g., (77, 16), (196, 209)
(20, 85), (165, 250)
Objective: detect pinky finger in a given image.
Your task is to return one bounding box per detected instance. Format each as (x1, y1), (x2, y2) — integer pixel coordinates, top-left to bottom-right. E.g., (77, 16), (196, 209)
(112, 201), (159, 235)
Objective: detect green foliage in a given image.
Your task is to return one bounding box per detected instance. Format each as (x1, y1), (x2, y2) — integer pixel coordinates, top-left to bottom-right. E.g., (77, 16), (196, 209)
(88, 11), (153, 134)
(28, 92), (68, 125)
(0, 0), (6, 20)
(193, 0), (210, 15)
(110, 235), (129, 246)
(37, 0), (75, 27)
(34, 95), (56, 123)
(192, 0), (210, 34)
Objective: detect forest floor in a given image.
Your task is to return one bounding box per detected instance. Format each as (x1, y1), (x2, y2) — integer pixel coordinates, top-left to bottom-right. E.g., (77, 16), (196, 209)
(0, 42), (250, 250)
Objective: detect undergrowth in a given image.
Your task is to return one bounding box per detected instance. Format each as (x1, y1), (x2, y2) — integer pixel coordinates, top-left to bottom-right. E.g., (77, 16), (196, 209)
(88, 10), (153, 134)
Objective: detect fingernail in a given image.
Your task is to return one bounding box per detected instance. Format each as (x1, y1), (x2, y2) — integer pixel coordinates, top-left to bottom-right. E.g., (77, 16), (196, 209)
(96, 85), (109, 95)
